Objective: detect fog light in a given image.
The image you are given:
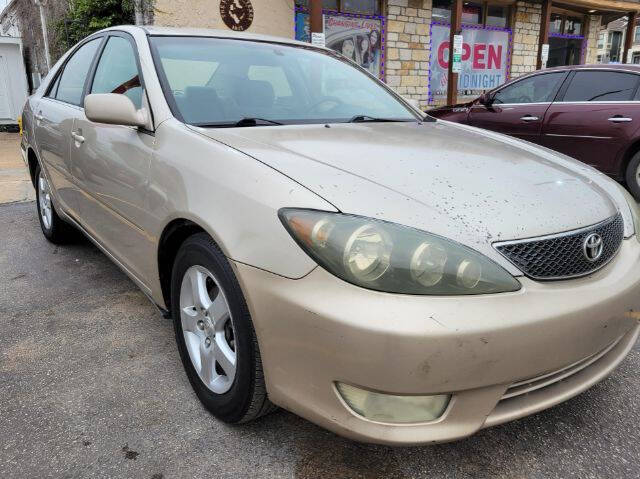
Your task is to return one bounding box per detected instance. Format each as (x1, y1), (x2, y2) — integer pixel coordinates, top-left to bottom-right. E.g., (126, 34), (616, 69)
(336, 383), (451, 424)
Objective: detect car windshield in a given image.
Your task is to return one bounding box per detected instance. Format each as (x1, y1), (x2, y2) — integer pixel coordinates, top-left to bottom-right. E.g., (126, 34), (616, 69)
(149, 36), (418, 127)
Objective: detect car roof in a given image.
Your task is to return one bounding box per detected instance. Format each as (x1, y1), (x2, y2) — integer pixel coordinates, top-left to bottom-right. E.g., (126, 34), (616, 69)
(101, 25), (317, 49)
(542, 63), (640, 73)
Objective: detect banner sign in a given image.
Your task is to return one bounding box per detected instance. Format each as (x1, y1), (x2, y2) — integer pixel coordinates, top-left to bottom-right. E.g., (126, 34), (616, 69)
(295, 10), (385, 79)
(429, 22), (511, 102)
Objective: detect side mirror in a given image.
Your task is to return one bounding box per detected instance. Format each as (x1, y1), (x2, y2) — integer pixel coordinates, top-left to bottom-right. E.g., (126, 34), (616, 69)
(478, 92), (493, 106)
(84, 93), (148, 127)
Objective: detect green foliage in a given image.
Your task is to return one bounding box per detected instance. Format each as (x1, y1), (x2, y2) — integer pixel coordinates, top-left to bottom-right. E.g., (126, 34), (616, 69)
(55, 0), (135, 51)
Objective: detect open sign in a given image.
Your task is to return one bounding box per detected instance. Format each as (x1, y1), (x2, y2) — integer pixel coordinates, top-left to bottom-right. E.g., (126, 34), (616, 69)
(437, 41), (503, 70)
(429, 24), (511, 102)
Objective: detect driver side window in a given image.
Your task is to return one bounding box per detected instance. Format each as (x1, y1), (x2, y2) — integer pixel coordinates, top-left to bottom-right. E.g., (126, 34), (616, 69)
(493, 72), (566, 104)
(91, 35), (143, 109)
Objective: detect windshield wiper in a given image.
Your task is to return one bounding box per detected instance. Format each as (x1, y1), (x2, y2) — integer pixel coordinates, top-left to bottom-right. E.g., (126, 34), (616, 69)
(235, 117), (283, 127)
(347, 115), (414, 123)
(194, 118), (283, 128)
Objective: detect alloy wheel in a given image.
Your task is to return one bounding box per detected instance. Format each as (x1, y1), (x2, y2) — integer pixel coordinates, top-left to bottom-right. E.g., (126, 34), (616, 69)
(179, 265), (237, 394)
(38, 171), (53, 231)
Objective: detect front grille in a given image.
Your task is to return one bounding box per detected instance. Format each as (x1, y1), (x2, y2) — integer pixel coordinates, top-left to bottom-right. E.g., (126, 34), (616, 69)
(494, 213), (624, 280)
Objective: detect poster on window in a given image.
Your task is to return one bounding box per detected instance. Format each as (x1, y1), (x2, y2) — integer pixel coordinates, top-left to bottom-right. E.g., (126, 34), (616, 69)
(295, 11), (384, 79)
(429, 23), (510, 103)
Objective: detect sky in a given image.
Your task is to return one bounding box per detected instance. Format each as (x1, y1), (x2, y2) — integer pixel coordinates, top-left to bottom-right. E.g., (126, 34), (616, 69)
(0, 0), (7, 15)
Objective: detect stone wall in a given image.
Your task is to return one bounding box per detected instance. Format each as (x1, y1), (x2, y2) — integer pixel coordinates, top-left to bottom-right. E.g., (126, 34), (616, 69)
(510, 1), (540, 78)
(584, 15), (603, 64)
(384, 0), (432, 109)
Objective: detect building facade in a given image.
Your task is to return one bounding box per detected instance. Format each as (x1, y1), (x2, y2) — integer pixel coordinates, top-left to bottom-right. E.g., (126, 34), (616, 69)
(595, 16), (640, 64)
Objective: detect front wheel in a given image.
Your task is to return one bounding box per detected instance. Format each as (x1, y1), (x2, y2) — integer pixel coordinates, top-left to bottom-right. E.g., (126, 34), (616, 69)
(35, 165), (76, 244)
(625, 151), (640, 201)
(171, 233), (276, 423)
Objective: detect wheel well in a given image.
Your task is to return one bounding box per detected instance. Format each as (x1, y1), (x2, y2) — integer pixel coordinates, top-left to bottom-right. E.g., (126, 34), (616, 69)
(27, 148), (39, 187)
(158, 219), (206, 311)
(621, 140), (640, 181)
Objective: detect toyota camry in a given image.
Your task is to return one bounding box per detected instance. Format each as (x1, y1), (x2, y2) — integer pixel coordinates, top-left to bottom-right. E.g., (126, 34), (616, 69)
(21, 26), (640, 445)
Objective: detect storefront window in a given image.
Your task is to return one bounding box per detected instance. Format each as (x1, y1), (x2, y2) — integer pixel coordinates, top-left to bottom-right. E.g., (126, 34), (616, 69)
(432, 1), (510, 28)
(564, 17), (582, 35)
(295, 0), (380, 14)
(433, 0), (452, 22)
(550, 13), (563, 34)
(342, 0), (379, 14)
(634, 26), (640, 44)
(549, 10), (585, 36)
(294, 1), (384, 78)
(295, 0), (339, 10)
(547, 37), (583, 67)
(462, 2), (482, 25)
(486, 5), (508, 28)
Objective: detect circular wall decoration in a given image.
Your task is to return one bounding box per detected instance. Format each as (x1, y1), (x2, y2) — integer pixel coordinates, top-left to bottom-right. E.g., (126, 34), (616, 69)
(220, 0), (254, 31)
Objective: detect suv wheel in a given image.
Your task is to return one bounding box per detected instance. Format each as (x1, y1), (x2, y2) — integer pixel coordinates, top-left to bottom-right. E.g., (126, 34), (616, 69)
(171, 233), (276, 423)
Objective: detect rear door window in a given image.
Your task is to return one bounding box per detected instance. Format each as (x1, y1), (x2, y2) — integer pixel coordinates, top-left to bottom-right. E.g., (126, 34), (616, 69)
(55, 38), (101, 106)
(562, 71), (640, 102)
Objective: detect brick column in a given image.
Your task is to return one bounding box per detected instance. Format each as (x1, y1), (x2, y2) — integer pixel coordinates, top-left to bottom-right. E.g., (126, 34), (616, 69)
(384, 0), (432, 109)
(511, 1), (542, 78)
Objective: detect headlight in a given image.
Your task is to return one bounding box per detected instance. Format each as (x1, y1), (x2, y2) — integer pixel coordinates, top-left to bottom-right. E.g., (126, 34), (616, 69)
(279, 209), (520, 295)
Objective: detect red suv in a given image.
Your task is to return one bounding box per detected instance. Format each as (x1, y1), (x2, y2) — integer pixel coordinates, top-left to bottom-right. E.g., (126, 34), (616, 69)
(428, 65), (640, 199)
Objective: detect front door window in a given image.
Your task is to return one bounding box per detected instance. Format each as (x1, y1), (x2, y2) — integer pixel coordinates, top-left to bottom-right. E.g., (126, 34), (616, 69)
(492, 72), (566, 104)
(90, 36), (143, 109)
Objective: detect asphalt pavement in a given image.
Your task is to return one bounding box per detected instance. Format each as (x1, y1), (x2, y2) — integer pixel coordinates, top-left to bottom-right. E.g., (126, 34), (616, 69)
(1, 200), (639, 479)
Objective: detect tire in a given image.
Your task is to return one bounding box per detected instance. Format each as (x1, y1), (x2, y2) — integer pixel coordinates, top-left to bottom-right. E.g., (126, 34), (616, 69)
(625, 151), (640, 201)
(35, 165), (76, 244)
(170, 232), (276, 423)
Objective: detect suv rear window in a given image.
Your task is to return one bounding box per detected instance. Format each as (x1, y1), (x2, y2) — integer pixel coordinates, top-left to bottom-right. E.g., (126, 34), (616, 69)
(563, 71), (640, 102)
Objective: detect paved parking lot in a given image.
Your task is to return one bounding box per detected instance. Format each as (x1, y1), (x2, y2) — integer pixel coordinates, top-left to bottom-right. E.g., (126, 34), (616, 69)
(0, 133), (34, 204)
(1, 199), (639, 478)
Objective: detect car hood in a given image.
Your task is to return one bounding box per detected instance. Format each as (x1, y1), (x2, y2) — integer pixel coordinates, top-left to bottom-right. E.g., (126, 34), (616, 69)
(192, 120), (629, 273)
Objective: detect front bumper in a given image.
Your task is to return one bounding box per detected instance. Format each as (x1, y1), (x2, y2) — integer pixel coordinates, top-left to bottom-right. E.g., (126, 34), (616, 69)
(233, 238), (640, 445)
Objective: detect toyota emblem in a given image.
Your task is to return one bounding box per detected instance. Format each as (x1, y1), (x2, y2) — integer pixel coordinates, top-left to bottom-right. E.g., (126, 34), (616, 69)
(583, 233), (604, 262)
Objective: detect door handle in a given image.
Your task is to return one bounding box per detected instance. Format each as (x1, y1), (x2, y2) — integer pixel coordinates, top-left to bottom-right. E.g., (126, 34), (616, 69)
(71, 131), (85, 144)
(520, 115), (539, 122)
(608, 116), (632, 123)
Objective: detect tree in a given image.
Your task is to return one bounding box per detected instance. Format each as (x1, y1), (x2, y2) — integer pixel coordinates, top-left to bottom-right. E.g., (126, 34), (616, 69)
(57, 0), (135, 51)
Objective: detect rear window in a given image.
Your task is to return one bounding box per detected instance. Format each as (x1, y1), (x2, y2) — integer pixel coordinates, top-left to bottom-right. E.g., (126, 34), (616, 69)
(563, 71), (640, 102)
